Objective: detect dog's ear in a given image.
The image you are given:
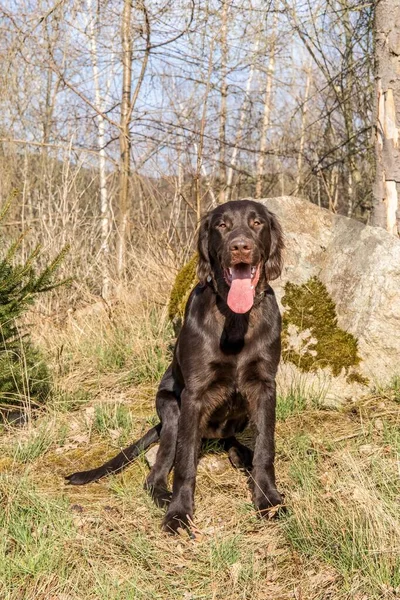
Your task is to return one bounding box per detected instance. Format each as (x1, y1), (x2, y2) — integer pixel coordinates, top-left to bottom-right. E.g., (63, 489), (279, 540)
(197, 216), (211, 284)
(265, 211), (284, 281)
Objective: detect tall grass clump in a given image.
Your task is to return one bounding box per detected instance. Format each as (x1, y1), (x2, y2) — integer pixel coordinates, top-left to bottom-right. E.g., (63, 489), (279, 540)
(284, 450), (400, 597)
(0, 475), (76, 596)
(52, 278), (174, 392)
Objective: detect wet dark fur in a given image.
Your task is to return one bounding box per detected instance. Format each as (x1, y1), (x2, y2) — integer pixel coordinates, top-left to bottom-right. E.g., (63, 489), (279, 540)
(66, 199), (285, 533)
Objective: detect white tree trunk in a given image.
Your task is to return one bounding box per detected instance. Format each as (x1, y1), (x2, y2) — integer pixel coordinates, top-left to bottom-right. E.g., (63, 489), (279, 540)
(87, 0), (111, 297)
(117, 0), (133, 280)
(255, 12), (277, 199)
(373, 0), (400, 235)
(295, 63), (311, 194)
(218, 0), (228, 203)
(225, 35), (261, 201)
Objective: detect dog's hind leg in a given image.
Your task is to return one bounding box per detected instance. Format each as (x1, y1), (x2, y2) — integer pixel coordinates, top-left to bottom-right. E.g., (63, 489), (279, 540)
(144, 370), (181, 508)
(222, 437), (253, 471)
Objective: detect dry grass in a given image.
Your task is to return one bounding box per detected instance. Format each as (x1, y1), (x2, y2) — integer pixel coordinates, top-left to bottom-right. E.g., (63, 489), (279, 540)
(1, 264), (399, 600)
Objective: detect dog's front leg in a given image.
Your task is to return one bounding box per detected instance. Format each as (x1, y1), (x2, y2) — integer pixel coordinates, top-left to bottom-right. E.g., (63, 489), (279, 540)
(162, 389), (201, 534)
(248, 379), (283, 515)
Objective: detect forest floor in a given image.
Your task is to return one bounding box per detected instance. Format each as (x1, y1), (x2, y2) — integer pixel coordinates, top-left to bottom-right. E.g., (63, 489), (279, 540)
(1, 276), (399, 600)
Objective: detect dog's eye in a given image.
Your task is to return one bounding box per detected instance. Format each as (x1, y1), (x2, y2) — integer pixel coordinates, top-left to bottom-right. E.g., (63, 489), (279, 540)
(253, 220), (262, 227)
(217, 223), (227, 229)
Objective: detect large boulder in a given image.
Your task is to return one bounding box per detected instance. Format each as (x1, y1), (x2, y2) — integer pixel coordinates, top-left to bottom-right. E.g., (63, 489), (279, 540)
(168, 197), (400, 403)
(262, 196), (400, 398)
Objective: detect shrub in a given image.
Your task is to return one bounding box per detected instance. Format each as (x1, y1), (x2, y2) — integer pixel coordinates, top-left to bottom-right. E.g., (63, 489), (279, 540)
(0, 200), (68, 411)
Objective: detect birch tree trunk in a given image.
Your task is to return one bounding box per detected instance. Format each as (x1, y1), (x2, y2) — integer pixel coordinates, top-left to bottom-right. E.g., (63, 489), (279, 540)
(255, 12), (277, 199)
(342, 1), (357, 218)
(195, 37), (215, 219)
(117, 0), (133, 279)
(295, 63), (311, 195)
(218, 0), (228, 204)
(87, 0), (111, 297)
(372, 0), (400, 235)
(225, 35), (261, 202)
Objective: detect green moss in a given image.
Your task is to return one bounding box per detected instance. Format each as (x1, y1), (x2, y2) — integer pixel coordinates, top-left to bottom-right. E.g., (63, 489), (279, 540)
(167, 254), (198, 328)
(282, 277), (365, 382)
(346, 371), (369, 385)
(168, 267), (366, 384)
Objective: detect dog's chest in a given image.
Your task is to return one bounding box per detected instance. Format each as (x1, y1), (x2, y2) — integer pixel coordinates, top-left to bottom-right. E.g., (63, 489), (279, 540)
(211, 308), (262, 353)
(203, 390), (248, 438)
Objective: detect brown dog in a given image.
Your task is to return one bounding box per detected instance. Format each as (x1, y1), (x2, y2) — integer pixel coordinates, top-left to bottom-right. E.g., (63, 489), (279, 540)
(67, 199), (285, 533)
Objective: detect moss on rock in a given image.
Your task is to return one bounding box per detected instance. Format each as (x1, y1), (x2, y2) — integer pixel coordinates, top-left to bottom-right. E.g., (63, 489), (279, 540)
(168, 254), (198, 330)
(167, 264), (366, 386)
(281, 277), (366, 383)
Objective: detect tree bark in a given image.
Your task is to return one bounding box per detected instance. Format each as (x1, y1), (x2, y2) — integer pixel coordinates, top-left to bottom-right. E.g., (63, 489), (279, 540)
(117, 0), (133, 279)
(294, 63), (311, 195)
(195, 37), (215, 219)
(87, 0), (111, 298)
(372, 0), (400, 235)
(225, 35), (261, 202)
(255, 11), (277, 199)
(342, 0), (357, 218)
(218, 0), (228, 203)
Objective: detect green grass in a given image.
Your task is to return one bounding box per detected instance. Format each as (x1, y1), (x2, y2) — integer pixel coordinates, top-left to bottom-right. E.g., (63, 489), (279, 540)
(2, 380), (400, 599)
(12, 424), (55, 463)
(284, 456), (400, 596)
(93, 402), (134, 444)
(373, 376), (400, 404)
(48, 388), (93, 412)
(281, 406), (400, 598)
(75, 308), (173, 385)
(276, 373), (329, 421)
(210, 535), (241, 569)
(2, 294), (400, 600)
(277, 389), (307, 420)
(0, 475), (76, 598)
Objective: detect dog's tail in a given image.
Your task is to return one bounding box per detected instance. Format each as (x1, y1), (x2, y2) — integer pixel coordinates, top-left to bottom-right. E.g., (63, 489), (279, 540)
(65, 423), (162, 485)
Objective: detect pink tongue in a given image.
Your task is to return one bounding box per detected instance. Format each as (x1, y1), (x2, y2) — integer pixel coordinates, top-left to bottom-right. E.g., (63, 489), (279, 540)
(227, 264), (254, 314)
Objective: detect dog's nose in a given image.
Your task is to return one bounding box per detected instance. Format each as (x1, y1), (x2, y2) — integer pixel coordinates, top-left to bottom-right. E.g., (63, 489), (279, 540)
(230, 238), (254, 253)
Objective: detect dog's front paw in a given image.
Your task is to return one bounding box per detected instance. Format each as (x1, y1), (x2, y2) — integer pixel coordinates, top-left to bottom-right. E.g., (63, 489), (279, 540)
(144, 482), (172, 508)
(162, 509), (192, 535)
(253, 489), (286, 519)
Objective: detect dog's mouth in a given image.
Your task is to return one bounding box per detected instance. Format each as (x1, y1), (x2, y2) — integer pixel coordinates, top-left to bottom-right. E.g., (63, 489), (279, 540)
(223, 263), (261, 314)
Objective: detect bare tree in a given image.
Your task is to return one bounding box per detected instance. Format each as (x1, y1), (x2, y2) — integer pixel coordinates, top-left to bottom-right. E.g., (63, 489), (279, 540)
(0, 0), (378, 297)
(218, 0), (229, 203)
(255, 8), (277, 199)
(294, 62), (312, 195)
(225, 33), (261, 202)
(86, 0), (113, 297)
(372, 0), (400, 235)
(285, 0), (373, 217)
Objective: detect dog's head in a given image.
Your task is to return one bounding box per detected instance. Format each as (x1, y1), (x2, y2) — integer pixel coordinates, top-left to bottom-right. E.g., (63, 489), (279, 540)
(197, 200), (284, 314)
